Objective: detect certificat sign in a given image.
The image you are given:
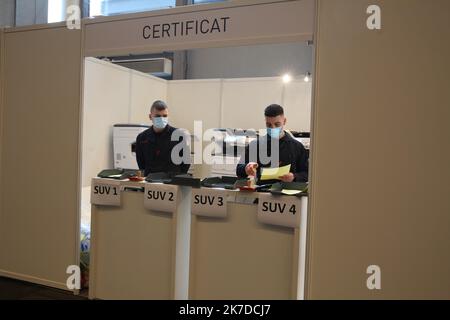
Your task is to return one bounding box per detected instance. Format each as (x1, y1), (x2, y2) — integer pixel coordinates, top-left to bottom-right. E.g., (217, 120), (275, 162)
(91, 179), (121, 206)
(191, 188), (227, 218)
(144, 184), (178, 213)
(257, 193), (301, 228)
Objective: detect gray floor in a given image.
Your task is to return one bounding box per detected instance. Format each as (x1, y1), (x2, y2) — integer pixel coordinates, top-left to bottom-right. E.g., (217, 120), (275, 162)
(0, 277), (88, 300)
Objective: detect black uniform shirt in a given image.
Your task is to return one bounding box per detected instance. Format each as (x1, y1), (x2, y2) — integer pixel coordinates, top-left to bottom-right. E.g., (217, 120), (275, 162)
(236, 132), (309, 183)
(136, 125), (190, 176)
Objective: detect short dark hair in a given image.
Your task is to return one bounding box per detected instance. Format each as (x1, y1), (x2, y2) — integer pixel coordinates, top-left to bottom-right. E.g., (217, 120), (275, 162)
(151, 100), (168, 112)
(264, 104), (284, 117)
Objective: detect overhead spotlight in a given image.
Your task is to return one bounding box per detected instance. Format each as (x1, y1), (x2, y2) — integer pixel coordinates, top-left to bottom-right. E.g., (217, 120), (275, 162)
(282, 74), (292, 84)
(304, 72), (311, 82)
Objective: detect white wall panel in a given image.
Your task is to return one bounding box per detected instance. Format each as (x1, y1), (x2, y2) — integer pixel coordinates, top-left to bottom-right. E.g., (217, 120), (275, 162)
(0, 26), (82, 289)
(222, 78), (283, 130)
(283, 80), (312, 132)
(82, 58), (130, 187)
(167, 80), (222, 133)
(129, 71), (167, 124)
(309, 0), (450, 299)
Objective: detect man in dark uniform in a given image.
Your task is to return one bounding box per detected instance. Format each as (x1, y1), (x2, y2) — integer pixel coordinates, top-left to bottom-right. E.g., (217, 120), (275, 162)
(136, 100), (190, 176)
(236, 104), (308, 183)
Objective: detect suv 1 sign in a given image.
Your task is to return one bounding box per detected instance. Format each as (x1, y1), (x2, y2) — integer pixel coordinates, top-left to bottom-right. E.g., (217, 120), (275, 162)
(91, 178), (122, 206)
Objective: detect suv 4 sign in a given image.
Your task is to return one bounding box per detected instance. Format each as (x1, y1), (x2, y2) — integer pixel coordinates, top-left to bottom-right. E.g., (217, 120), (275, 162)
(257, 193), (301, 228)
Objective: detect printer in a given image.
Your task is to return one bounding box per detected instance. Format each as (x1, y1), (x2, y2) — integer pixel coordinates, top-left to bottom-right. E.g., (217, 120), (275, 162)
(113, 124), (150, 170)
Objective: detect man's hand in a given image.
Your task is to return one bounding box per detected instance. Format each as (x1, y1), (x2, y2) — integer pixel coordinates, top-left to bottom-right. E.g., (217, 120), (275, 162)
(279, 173), (295, 182)
(245, 162), (258, 176)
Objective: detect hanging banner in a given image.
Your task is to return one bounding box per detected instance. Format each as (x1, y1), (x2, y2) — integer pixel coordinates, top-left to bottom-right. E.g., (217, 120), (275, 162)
(84, 0), (314, 56)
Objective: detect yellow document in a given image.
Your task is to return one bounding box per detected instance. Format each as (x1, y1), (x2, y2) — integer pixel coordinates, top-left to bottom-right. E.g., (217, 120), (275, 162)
(260, 164), (291, 181)
(281, 189), (302, 195)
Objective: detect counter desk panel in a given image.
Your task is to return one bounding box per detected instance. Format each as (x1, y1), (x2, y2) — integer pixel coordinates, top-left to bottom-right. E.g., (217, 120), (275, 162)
(88, 178), (307, 300)
(89, 178), (191, 300)
(189, 189), (307, 300)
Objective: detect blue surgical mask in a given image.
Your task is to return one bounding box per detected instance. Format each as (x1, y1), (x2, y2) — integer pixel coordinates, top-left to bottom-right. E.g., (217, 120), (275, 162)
(153, 116), (168, 129)
(267, 127), (282, 139)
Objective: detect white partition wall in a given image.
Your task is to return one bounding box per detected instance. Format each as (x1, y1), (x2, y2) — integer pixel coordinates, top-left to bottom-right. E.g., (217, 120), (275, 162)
(0, 26), (82, 290)
(82, 58), (131, 187)
(167, 77), (311, 133)
(129, 70), (167, 124)
(81, 58), (169, 226)
(221, 78), (283, 130)
(283, 80), (312, 132)
(221, 77), (312, 131)
(82, 58), (168, 187)
(167, 79), (222, 133)
(308, 0), (450, 299)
